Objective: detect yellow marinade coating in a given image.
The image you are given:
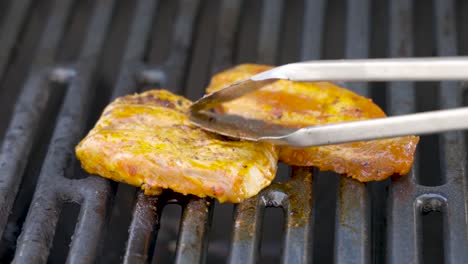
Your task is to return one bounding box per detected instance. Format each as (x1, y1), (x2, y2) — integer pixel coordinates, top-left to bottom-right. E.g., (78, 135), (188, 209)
(76, 89), (278, 203)
(206, 64), (419, 181)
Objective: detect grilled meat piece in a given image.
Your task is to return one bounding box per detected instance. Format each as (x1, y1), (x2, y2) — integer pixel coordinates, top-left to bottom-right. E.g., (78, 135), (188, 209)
(76, 90), (278, 203)
(206, 64), (419, 181)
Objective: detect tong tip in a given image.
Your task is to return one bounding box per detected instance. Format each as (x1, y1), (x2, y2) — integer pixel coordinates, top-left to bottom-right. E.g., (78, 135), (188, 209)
(189, 78), (277, 113)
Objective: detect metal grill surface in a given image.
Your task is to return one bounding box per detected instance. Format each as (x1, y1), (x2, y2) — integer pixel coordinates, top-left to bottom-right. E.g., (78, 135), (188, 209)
(0, 0), (466, 263)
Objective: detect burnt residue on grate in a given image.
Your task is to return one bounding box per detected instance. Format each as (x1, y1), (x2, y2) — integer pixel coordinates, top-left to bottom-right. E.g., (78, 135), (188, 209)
(0, 0), (467, 263)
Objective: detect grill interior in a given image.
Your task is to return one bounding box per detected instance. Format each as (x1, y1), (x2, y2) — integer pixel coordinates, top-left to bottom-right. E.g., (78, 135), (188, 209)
(0, 0), (467, 263)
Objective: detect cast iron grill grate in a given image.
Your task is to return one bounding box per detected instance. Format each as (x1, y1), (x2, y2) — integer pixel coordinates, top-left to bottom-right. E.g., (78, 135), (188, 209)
(0, 0), (466, 263)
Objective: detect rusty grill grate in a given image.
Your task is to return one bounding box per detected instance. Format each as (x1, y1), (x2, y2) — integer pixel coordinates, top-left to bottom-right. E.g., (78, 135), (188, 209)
(0, 0), (467, 263)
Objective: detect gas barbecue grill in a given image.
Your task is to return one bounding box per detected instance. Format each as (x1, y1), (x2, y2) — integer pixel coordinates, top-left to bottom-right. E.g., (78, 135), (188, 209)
(0, 0), (467, 263)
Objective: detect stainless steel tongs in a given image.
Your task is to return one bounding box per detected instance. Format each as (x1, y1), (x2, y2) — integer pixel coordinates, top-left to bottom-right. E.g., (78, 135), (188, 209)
(189, 57), (468, 147)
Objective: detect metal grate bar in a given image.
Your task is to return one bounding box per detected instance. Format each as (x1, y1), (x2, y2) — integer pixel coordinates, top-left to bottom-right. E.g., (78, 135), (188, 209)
(388, 0), (468, 263)
(113, 0), (159, 99)
(171, 2), (225, 263)
(257, 0), (283, 65)
(192, 2), (246, 262)
(209, 0), (242, 75)
(334, 178), (370, 264)
(257, 0), (284, 65)
(228, 168), (313, 264)
(281, 167), (313, 264)
(227, 0), (284, 261)
(164, 0), (200, 90)
(334, 1), (371, 263)
(123, 193), (159, 263)
(13, 0), (116, 262)
(225, 7), (312, 262)
(121, 0), (202, 262)
(67, 179), (111, 263)
(387, 0), (418, 263)
(338, 0), (372, 260)
(344, 0), (370, 96)
(227, 2), (313, 263)
(434, 0), (468, 262)
(190, 2), (242, 262)
(299, 2), (326, 263)
(108, 2), (159, 262)
(0, 0), (32, 81)
(335, 177), (370, 263)
(387, 0), (417, 117)
(228, 168), (312, 264)
(154, 1), (203, 262)
(301, 0), (326, 60)
(0, 0), (74, 240)
(175, 198), (212, 264)
(228, 197), (263, 264)
(63, 0), (117, 262)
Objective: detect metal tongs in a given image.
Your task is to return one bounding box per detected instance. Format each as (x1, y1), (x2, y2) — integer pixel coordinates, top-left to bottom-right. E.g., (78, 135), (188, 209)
(189, 57), (468, 147)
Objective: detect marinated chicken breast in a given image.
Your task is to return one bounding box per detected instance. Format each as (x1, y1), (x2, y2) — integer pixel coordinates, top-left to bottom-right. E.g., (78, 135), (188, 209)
(76, 90), (278, 203)
(206, 64), (419, 181)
